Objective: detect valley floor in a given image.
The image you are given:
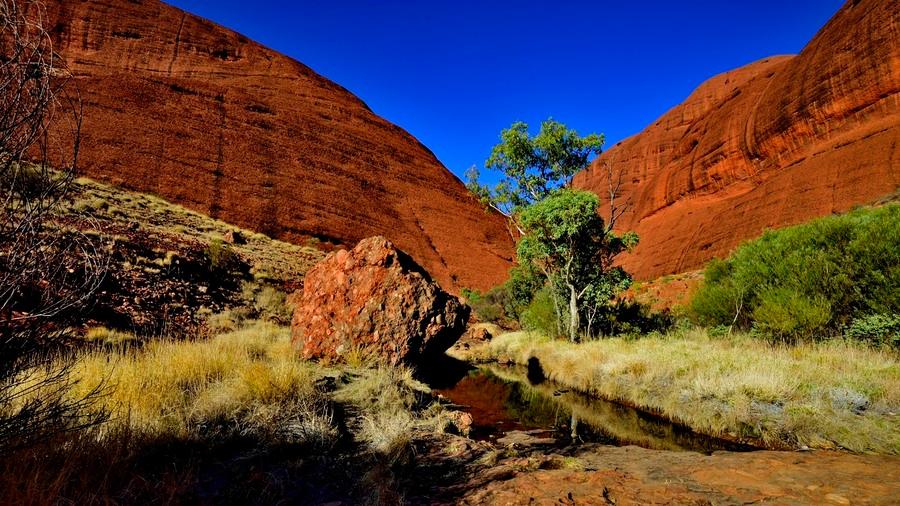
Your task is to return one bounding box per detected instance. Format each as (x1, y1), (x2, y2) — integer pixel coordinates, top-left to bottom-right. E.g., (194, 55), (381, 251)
(452, 329), (900, 454)
(5, 322), (900, 504)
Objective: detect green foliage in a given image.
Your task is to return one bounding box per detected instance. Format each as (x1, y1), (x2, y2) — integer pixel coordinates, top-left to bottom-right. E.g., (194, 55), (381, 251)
(692, 204), (900, 343)
(503, 263), (545, 321)
(520, 287), (562, 338)
(463, 263), (546, 325)
(466, 119), (604, 217)
(751, 288), (832, 340)
(518, 189), (637, 341)
(845, 314), (900, 347)
(461, 288), (505, 324)
(206, 238), (237, 273)
(588, 301), (674, 338)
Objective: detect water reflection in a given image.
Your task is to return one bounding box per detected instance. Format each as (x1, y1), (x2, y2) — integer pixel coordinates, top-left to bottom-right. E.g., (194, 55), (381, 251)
(433, 364), (756, 453)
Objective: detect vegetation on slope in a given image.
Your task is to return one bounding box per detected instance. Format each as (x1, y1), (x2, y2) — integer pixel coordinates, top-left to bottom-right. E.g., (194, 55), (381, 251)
(692, 204), (900, 344)
(459, 330), (900, 454)
(66, 176), (324, 286)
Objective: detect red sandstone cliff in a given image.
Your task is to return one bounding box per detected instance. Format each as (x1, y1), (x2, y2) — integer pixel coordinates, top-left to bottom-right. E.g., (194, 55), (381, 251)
(573, 0), (900, 280)
(40, 0), (513, 291)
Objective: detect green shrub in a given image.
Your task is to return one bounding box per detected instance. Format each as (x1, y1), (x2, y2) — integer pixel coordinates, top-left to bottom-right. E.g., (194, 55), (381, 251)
(692, 204), (900, 342)
(240, 282), (293, 324)
(461, 288), (504, 324)
(845, 314), (900, 347)
(751, 288), (832, 341)
(521, 286), (562, 338)
(593, 301), (674, 337)
(462, 263), (545, 326)
(502, 263), (544, 321)
(206, 238), (237, 273)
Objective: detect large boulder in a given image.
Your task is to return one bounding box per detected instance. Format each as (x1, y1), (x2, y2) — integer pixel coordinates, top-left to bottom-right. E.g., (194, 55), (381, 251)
(291, 236), (470, 366)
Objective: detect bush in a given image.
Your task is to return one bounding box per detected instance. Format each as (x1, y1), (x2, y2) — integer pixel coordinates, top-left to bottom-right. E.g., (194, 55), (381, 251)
(691, 204), (900, 343)
(845, 314), (900, 347)
(503, 263), (545, 321)
(206, 238), (237, 273)
(589, 301), (674, 338)
(462, 263), (545, 326)
(461, 288), (504, 324)
(520, 286), (562, 338)
(241, 282), (292, 324)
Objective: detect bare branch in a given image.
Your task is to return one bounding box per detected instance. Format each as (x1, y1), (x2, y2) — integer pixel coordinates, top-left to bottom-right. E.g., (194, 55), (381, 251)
(600, 156), (633, 233)
(0, 0), (107, 454)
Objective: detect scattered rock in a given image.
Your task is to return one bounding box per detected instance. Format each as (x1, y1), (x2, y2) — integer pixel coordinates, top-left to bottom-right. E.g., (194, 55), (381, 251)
(290, 236), (470, 366)
(223, 230), (246, 245)
(446, 411), (474, 436)
(497, 430), (557, 448)
(467, 326), (493, 342)
(828, 387), (869, 414)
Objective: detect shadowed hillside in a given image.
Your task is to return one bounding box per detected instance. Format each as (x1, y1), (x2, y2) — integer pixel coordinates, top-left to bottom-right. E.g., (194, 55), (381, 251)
(573, 0), (900, 280)
(39, 0), (514, 292)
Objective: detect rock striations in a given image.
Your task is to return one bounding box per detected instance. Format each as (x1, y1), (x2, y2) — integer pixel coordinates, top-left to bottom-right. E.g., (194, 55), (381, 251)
(40, 0), (513, 291)
(573, 0), (900, 280)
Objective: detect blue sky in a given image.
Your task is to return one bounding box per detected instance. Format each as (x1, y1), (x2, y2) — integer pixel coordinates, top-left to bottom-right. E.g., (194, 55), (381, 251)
(166, 1), (843, 183)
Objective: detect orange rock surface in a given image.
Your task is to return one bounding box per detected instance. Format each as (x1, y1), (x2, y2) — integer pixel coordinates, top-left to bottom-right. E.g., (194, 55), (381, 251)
(41, 0), (513, 292)
(290, 236), (469, 366)
(573, 0), (900, 280)
(461, 445), (900, 505)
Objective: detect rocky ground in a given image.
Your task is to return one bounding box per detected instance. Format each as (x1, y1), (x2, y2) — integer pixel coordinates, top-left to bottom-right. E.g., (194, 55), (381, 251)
(454, 444), (900, 505)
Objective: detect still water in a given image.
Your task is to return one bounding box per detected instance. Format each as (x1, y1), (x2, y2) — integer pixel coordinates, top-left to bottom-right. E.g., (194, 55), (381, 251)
(431, 362), (756, 453)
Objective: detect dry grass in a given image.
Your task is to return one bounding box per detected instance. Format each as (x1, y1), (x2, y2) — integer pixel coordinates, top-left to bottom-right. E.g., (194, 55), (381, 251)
(66, 176), (324, 283)
(18, 321), (331, 443)
(469, 329), (900, 454)
(4, 321), (453, 503)
(335, 366), (449, 462)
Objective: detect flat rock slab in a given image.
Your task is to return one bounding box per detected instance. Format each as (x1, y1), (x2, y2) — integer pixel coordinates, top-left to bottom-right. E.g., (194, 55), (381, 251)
(461, 445), (900, 505)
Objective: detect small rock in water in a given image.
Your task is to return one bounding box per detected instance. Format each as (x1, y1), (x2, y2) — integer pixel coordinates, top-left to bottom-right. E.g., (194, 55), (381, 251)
(497, 430), (556, 447)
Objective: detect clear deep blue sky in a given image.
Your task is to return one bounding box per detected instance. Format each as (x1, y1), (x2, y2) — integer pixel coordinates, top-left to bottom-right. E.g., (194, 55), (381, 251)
(166, 1), (843, 183)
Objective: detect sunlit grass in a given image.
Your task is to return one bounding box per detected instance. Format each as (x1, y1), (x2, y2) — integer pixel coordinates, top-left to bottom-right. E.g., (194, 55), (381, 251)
(469, 329), (900, 454)
(63, 321), (328, 441)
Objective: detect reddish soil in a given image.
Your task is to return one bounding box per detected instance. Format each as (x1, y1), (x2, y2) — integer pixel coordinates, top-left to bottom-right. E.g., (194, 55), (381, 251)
(573, 0), (900, 280)
(625, 270), (703, 311)
(40, 0), (513, 292)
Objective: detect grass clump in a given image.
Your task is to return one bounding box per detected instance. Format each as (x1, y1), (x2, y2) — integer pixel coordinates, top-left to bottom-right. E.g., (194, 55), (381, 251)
(691, 204), (900, 343)
(83, 326), (138, 346)
(61, 321), (327, 441)
(335, 367), (446, 460)
(472, 329), (900, 454)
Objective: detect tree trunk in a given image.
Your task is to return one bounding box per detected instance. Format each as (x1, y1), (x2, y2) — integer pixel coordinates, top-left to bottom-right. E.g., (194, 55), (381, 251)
(568, 283), (579, 342)
(552, 291), (564, 337)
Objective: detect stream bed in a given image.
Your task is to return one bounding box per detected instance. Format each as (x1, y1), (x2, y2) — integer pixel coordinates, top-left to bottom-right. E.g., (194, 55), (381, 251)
(429, 361), (756, 453)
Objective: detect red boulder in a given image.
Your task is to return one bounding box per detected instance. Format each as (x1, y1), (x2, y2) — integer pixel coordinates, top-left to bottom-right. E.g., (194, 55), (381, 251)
(291, 236), (469, 366)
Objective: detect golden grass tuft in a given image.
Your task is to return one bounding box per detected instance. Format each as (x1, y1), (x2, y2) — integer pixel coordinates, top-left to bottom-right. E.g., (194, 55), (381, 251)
(62, 321), (326, 441)
(474, 329), (900, 454)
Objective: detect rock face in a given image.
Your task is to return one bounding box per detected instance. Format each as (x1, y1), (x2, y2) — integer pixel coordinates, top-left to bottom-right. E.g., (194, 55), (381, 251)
(573, 0), (900, 280)
(39, 0), (513, 292)
(290, 236), (469, 366)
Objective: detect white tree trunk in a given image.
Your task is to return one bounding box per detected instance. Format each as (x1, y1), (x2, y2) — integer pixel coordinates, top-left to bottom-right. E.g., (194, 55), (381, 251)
(568, 283), (579, 342)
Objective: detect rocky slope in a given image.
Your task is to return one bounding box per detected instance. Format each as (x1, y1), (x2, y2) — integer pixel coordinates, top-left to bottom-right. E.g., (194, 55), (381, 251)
(41, 0), (513, 292)
(573, 0), (900, 280)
